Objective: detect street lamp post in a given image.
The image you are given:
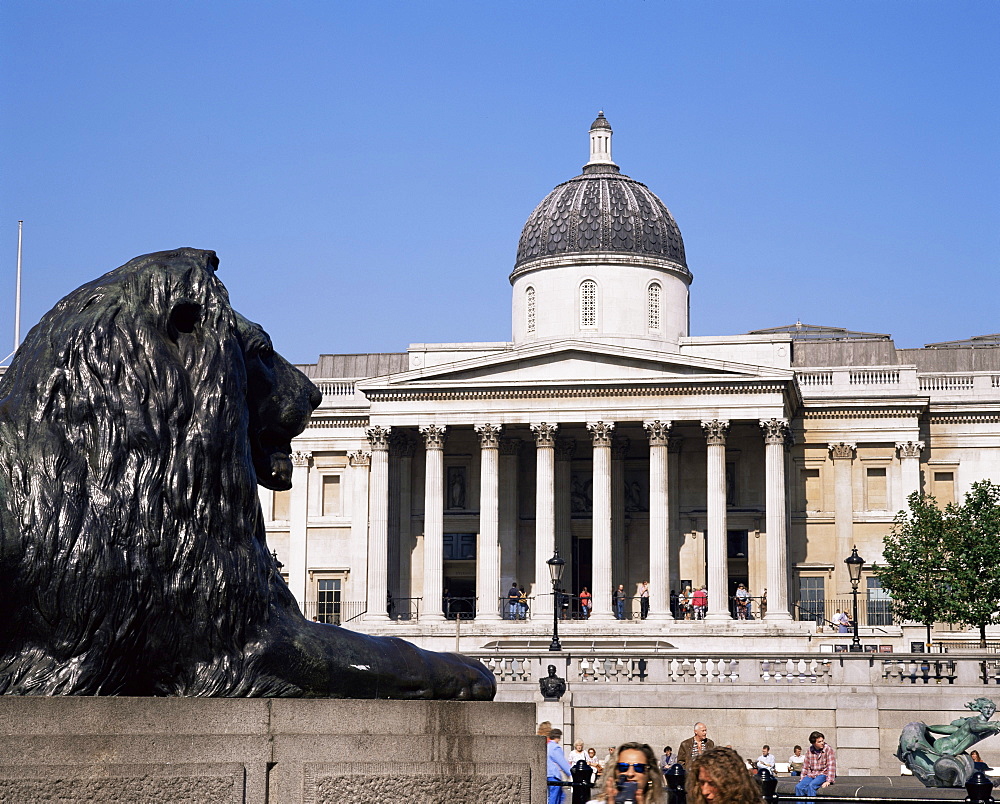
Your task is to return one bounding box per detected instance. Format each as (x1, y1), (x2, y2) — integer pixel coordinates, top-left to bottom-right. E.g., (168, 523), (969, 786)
(845, 546), (864, 652)
(547, 549), (565, 652)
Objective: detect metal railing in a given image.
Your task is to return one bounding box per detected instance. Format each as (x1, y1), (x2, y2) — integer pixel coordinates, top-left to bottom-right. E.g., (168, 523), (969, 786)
(792, 598), (896, 628)
(301, 600), (367, 625)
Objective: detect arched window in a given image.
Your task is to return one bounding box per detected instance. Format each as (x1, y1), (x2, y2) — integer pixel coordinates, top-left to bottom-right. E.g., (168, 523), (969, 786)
(526, 286), (536, 334)
(580, 280), (597, 328)
(648, 282), (661, 330)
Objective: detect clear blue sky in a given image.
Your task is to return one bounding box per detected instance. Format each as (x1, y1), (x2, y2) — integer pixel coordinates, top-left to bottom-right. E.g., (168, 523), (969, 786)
(2, 1), (997, 364)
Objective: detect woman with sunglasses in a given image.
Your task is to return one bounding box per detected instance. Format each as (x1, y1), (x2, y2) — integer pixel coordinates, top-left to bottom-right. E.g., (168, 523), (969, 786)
(686, 747), (764, 804)
(588, 742), (666, 803)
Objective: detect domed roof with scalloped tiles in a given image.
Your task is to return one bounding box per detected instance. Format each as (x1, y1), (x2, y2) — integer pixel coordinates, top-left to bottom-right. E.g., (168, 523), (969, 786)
(514, 167), (688, 274)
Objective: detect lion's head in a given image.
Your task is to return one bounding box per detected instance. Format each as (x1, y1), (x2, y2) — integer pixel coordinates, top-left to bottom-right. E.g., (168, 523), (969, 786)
(0, 248), (320, 695)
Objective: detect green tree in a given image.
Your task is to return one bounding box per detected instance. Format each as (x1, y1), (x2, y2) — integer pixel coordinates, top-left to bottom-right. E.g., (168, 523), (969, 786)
(944, 480), (1000, 648)
(874, 491), (952, 647)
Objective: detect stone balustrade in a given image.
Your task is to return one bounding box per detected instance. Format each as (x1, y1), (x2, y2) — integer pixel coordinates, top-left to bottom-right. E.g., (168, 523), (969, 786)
(795, 367), (1000, 400)
(472, 652), (1000, 688)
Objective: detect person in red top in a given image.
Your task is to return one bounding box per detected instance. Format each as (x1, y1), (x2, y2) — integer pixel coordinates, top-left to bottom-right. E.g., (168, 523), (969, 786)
(795, 731), (836, 802)
(579, 587), (592, 619)
(692, 586), (708, 620)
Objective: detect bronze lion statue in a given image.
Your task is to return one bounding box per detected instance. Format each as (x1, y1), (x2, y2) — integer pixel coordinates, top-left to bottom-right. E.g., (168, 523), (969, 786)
(0, 248), (495, 699)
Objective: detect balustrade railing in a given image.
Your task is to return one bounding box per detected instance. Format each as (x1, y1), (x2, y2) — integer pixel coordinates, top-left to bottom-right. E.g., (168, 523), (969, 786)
(471, 653), (1000, 688)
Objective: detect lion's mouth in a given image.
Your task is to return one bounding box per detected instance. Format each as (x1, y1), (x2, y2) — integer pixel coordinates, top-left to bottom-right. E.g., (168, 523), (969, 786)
(269, 451), (293, 487)
(251, 432), (295, 491)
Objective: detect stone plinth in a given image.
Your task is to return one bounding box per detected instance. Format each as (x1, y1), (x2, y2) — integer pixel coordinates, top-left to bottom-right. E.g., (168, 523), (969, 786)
(0, 698), (543, 804)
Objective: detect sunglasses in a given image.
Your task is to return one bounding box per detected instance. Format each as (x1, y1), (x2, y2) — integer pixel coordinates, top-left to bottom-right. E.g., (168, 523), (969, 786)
(616, 762), (649, 774)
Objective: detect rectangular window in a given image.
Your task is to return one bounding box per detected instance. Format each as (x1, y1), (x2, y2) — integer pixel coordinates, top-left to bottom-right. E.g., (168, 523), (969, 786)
(798, 576), (825, 623)
(932, 471), (955, 506)
(322, 475), (341, 516)
(272, 489), (290, 521)
(317, 578), (342, 624)
(866, 467), (888, 510)
(867, 577), (892, 626)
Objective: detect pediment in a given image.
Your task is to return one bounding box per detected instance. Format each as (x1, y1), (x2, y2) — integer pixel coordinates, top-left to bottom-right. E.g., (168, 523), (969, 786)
(358, 340), (793, 392)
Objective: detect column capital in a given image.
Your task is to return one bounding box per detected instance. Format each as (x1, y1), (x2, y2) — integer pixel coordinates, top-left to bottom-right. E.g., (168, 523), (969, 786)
(420, 424), (447, 450)
(760, 418), (791, 445)
(555, 437), (577, 461)
(828, 442), (856, 460)
(389, 430), (416, 457)
(611, 436), (630, 459)
(896, 440), (924, 459)
(348, 450), (371, 467)
(531, 422), (559, 447)
(498, 437), (522, 456)
(475, 423), (502, 449)
(290, 450), (312, 468)
(701, 419), (729, 446)
(643, 419), (672, 447)
(587, 421), (615, 447)
(366, 426), (392, 451)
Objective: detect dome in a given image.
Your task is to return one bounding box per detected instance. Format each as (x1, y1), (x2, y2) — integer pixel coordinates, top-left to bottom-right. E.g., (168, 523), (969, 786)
(512, 112), (688, 280)
(512, 171), (688, 277)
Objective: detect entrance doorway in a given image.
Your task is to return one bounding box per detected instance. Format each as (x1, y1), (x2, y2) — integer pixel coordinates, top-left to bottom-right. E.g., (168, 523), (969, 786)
(571, 535), (592, 619)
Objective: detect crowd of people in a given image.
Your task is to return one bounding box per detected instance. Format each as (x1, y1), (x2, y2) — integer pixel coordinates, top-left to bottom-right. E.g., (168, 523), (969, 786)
(505, 582), (768, 621)
(542, 720), (838, 804)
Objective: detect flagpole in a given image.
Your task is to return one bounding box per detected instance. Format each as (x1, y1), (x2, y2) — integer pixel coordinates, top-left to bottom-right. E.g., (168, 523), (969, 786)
(14, 220), (22, 353)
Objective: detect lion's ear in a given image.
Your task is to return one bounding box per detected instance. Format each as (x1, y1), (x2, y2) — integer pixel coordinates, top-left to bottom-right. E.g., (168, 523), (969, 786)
(168, 300), (201, 339)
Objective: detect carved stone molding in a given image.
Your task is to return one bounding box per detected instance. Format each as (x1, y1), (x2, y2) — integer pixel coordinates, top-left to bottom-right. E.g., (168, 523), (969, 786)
(498, 437), (522, 456)
(611, 436), (630, 459)
(643, 419), (672, 447)
(668, 435), (684, 454)
(587, 421), (615, 447)
(366, 426), (392, 451)
(348, 450), (371, 468)
(554, 437), (577, 461)
(389, 431), (416, 458)
(475, 423), (502, 449)
(828, 442), (856, 460)
(530, 422), (559, 447)
(290, 450), (312, 468)
(896, 441), (924, 459)
(701, 419), (729, 446)
(419, 424), (447, 450)
(760, 418), (790, 446)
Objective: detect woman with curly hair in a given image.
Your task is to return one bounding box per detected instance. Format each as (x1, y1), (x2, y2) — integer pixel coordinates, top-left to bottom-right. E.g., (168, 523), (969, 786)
(686, 747), (764, 804)
(588, 742), (666, 803)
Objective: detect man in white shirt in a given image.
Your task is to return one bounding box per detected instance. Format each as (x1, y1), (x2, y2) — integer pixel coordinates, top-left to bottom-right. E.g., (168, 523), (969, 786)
(757, 745), (777, 775)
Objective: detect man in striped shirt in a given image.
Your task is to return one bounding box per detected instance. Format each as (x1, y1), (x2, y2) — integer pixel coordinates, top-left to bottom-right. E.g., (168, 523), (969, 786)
(795, 731), (836, 801)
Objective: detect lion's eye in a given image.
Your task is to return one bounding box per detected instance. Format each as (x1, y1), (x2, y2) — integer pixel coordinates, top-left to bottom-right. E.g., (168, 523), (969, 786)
(254, 343), (273, 359)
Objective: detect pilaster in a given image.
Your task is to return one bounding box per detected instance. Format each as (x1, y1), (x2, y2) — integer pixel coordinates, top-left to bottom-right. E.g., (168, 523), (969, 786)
(287, 450), (312, 610)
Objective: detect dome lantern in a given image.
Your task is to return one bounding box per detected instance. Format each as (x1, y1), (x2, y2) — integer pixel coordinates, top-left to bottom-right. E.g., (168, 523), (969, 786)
(586, 111), (618, 173)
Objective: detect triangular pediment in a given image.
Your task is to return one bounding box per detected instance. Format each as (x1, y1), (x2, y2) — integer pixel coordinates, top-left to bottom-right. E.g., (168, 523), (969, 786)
(358, 340), (793, 392)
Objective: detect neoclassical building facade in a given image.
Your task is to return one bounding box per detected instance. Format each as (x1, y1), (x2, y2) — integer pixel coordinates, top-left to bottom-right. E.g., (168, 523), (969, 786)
(263, 114), (1000, 648)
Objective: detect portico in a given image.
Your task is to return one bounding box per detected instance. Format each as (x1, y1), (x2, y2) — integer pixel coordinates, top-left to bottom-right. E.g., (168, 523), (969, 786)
(353, 339), (799, 626)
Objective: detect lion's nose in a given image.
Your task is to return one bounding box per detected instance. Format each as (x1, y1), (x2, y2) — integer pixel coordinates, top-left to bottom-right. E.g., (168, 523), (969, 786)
(309, 384), (322, 410)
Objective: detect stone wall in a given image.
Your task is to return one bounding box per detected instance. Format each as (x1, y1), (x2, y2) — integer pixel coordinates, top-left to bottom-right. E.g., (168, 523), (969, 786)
(0, 698), (544, 804)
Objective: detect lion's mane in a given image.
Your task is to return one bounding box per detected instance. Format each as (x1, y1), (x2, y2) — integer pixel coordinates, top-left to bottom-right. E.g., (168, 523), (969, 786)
(0, 248), (299, 695)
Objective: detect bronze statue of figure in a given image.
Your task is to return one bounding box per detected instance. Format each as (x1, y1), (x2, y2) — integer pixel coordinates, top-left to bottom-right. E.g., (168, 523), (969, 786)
(0, 248), (494, 700)
(896, 698), (1000, 786)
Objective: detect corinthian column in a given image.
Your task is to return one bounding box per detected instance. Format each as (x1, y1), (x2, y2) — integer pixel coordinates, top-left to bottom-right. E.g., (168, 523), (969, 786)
(287, 450), (312, 610)
(829, 442), (855, 594)
(475, 423), (502, 620)
(589, 421), (615, 621)
(531, 422), (558, 618)
(897, 441), (924, 501)
(348, 450), (371, 607)
(644, 420), (672, 620)
(761, 419), (792, 621)
(420, 424), (447, 621)
(702, 419), (730, 621)
(365, 427), (391, 622)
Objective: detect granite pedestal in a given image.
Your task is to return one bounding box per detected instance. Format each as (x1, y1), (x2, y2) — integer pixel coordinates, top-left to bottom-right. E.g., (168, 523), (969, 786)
(0, 698), (543, 803)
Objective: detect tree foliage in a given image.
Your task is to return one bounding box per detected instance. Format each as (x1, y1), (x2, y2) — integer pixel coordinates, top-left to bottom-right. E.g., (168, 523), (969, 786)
(875, 491), (952, 643)
(875, 481), (1000, 647)
(944, 480), (1000, 646)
